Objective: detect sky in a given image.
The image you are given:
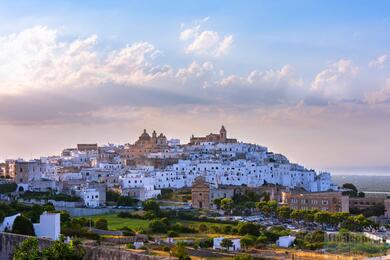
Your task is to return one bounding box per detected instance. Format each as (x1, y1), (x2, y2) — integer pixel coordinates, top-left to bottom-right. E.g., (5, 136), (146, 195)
(1, 0), (390, 174)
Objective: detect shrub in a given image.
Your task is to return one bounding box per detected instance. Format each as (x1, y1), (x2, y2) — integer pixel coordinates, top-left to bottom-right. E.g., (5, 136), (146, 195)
(220, 238), (233, 250)
(117, 196), (138, 206)
(13, 237), (85, 260)
(234, 254), (254, 260)
(240, 235), (256, 249)
(222, 225), (233, 234)
(198, 223), (207, 233)
(198, 238), (213, 248)
(238, 222), (260, 236)
(143, 199), (160, 214)
(0, 183), (17, 193)
(95, 218), (108, 230)
(149, 219), (168, 233)
(12, 216), (35, 236)
(0, 211), (5, 223)
(172, 242), (190, 259)
(167, 230), (179, 237)
(144, 211), (156, 220)
(61, 227), (100, 240)
(209, 225), (222, 234)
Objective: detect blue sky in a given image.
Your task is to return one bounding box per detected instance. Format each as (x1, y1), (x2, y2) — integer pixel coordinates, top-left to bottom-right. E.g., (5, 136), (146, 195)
(2, 0), (390, 73)
(1, 1), (390, 174)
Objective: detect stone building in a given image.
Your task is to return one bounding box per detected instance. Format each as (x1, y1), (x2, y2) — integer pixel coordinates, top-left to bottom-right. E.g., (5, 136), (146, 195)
(12, 160), (46, 191)
(191, 176), (211, 209)
(121, 129), (169, 161)
(191, 177), (236, 209)
(77, 143), (98, 152)
(190, 125), (237, 145)
(281, 191), (349, 213)
(349, 197), (385, 211)
(385, 199), (390, 218)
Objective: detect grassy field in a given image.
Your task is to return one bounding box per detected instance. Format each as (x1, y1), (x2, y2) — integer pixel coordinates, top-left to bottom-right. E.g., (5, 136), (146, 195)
(81, 213), (233, 232)
(82, 214), (149, 230)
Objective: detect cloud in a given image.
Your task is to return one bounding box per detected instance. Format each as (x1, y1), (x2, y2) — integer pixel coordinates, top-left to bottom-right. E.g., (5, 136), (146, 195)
(368, 54), (388, 69)
(310, 59), (359, 101)
(364, 78), (390, 104)
(3, 25), (389, 128)
(175, 61), (216, 88)
(180, 18), (234, 57)
(0, 26), (172, 94)
(0, 85), (208, 125)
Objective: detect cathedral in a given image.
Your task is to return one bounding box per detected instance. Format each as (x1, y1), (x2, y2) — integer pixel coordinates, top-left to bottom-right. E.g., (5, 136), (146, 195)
(189, 125), (237, 145)
(122, 129), (169, 159)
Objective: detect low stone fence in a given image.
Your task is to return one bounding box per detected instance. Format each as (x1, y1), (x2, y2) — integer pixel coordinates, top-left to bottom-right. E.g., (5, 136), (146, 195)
(90, 227), (123, 236)
(0, 232), (171, 260)
(101, 237), (135, 245)
(55, 206), (132, 216)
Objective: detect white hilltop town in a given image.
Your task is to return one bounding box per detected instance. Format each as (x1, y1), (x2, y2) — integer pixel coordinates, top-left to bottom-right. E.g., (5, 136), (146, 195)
(0, 126), (339, 208)
(1, 125), (390, 259)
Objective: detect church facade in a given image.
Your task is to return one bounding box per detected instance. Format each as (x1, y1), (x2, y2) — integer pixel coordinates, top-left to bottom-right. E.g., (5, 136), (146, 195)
(121, 129), (169, 159)
(190, 126), (237, 145)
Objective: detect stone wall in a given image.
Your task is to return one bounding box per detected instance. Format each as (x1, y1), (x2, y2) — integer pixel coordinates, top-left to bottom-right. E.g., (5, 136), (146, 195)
(0, 232), (53, 260)
(0, 232), (171, 260)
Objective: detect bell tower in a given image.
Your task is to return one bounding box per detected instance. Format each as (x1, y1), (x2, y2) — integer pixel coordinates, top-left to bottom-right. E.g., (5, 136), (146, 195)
(220, 125), (227, 141)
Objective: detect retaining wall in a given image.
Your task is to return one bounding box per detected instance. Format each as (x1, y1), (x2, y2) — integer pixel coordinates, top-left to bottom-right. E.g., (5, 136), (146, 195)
(0, 232), (171, 260)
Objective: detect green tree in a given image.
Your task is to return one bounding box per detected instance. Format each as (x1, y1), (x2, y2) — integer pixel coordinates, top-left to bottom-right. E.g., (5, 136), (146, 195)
(240, 235), (255, 250)
(12, 216), (35, 236)
(314, 211), (332, 228)
(13, 237), (84, 260)
(238, 222), (260, 236)
(220, 198), (234, 214)
(213, 198), (222, 209)
(43, 203), (55, 212)
(0, 183), (17, 193)
(42, 240), (84, 260)
(106, 189), (121, 202)
(117, 196), (138, 206)
(342, 183), (358, 197)
(95, 218), (108, 230)
(341, 214), (370, 232)
(172, 242), (190, 260)
(143, 199), (160, 215)
(277, 206), (291, 221)
(149, 219), (168, 233)
(256, 235), (267, 245)
(60, 211), (71, 223)
(220, 238), (233, 251)
(198, 223), (208, 233)
(290, 209), (305, 221)
(0, 211), (5, 223)
(144, 210), (156, 220)
(303, 210), (317, 223)
(28, 204), (44, 223)
(256, 200), (278, 217)
(222, 225), (232, 234)
(13, 237), (41, 260)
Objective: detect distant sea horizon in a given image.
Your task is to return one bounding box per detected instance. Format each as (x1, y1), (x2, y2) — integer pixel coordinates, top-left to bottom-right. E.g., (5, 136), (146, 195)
(332, 174), (390, 193)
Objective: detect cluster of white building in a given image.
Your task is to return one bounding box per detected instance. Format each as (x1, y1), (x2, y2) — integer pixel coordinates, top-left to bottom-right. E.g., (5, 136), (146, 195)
(119, 141), (337, 196)
(0, 212), (60, 240)
(1, 128), (338, 207)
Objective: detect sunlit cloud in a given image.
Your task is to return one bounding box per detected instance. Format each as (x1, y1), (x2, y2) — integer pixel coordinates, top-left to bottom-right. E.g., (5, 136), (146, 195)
(180, 17), (234, 57)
